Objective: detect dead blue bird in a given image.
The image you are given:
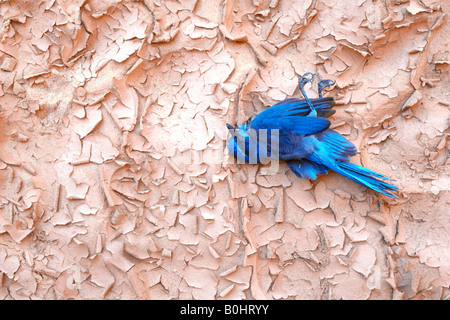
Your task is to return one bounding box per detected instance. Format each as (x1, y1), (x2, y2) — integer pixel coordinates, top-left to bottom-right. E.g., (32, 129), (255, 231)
(226, 72), (398, 198)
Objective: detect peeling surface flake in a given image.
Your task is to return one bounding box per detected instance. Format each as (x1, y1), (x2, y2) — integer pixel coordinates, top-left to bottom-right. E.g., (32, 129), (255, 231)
(0, 0), (448, 301)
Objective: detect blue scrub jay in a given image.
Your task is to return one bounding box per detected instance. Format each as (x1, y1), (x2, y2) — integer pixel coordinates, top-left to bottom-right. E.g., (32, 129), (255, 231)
(226, 73), (398, 198)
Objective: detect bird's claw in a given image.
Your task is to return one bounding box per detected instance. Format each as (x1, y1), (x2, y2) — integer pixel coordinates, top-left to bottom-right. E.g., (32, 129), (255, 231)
(298, 72), (315, 115)
(298, 72), (314, 88)
(298, 73), (336, 115)
(318, 79), (335, 98)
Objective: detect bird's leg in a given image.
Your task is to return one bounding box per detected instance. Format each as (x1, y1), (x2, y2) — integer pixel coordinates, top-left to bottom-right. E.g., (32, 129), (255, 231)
(298, 72), (316, 117)
(317, 79), (335, 98)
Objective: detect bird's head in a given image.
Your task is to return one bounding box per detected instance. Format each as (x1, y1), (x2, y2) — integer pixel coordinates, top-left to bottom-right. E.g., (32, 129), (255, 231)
(226, 122), (250, 163)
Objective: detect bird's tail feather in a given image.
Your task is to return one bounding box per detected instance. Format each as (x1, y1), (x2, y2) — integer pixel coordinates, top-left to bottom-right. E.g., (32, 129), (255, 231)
(332, 161), (398, 198)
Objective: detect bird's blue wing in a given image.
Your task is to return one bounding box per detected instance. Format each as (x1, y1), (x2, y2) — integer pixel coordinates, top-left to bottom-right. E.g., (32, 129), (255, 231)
(249, 97), (333, 135)
(314, 129), (357, 162)
(272, 97), (336, 118)
(250, 111), (331, 135)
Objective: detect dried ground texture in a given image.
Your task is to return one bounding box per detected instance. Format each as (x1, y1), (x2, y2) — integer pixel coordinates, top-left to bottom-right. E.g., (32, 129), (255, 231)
(0, 0), (448, 300)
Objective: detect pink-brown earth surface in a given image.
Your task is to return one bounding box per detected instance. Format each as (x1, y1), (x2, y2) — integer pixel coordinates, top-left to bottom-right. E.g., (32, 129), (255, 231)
(0, 0), (448, 299)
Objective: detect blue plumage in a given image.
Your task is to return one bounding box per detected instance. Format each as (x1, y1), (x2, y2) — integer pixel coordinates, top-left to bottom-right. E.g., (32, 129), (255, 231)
(226, 73), (398, 198)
